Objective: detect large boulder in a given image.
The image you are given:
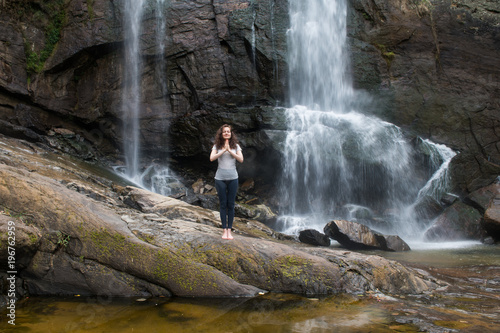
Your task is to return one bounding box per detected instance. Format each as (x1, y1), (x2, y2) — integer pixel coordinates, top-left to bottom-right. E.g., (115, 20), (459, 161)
(235, 202), (277, 223)
(464, 183), (500, 214)
(424, 201), (484, 241)
(385, 235), (412, 252)
(484, 198), (500, 242)
(324, 220), (410, 252)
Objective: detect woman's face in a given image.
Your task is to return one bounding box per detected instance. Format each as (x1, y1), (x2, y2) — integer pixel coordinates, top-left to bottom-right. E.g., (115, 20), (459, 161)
(222, 127), (232, 140)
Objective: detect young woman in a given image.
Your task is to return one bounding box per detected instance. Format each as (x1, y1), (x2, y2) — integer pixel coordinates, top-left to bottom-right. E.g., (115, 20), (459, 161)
(210, 124), (244, 240)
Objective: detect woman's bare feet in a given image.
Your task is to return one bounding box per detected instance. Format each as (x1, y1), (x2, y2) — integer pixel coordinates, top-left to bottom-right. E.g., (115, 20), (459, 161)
(222, 229), (228, 239)
(227, 229), (233, 240)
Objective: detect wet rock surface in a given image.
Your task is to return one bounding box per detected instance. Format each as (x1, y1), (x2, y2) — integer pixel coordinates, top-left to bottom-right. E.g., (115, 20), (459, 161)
(385, 260), (500, 332)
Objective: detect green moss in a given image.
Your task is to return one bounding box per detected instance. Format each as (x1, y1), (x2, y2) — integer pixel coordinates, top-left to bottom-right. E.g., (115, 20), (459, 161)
(86, 0), (95, 20)
(29, 233), (39, 244)
(24, 1), (67, 76)
(434, 320), (470, 330)
(0, 232), (6, 250)
(383, 51), (395, 59)
(153, 247), (219, 293)
(374, 44), (396, 68)
(274, 255), (312, 280)
(88, 228), (128, 258)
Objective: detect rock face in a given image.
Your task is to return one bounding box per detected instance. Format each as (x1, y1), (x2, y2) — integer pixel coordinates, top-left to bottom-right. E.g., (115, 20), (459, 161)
(0, 135), (441, 298)
(324, 220), (411, 252)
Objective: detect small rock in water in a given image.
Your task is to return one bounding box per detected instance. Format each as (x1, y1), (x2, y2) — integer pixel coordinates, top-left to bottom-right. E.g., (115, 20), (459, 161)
(298, 229), (331, 247)
(324, 220), (410, 251)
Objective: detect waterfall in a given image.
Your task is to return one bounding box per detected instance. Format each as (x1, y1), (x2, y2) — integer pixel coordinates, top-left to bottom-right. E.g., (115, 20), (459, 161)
(278, 0), (455, 238)
(395, 139), (456, 238)
(121, 0), (146, 179)
(155, 0), (168, 100)
(415, 139), (456, 202)
(116, 0), (185, 196)
(269, 0), (280, 106)
(251, 2), (257, 70)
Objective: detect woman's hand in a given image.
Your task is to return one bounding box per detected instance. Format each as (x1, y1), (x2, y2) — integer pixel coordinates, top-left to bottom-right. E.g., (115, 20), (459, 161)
(210, 141), (243, 163)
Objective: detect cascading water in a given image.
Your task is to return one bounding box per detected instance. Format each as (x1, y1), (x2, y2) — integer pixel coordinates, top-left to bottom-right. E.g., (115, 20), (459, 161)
(121, 0), (145, 179)
(415, 140), (456, 202)
(288, 0), (353, 110)
(116, 0), (184, 196)
(251, 2), (257, 70)
(279, 0), (455, 239)
(155, 0), (168, 100)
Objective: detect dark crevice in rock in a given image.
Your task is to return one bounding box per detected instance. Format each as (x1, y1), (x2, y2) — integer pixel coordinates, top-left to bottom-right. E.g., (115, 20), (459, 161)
(45, 42), (122, 74)
(468, 113), (488, 157)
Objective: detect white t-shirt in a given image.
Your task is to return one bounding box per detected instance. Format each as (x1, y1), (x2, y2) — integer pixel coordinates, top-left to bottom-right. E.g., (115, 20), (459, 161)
(212, 144), (242, 180)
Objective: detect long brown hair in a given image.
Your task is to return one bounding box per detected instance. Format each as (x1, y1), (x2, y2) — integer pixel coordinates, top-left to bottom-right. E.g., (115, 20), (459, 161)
(214, 124), (239, 150)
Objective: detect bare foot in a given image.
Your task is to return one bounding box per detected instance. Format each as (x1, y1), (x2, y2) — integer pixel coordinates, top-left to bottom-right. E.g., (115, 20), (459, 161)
(222, 229), (228, 239)
(227, 230), (233, 240)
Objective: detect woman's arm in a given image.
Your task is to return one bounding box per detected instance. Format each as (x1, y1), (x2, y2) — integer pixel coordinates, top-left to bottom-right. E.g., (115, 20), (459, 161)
(210, 147), (227, 162)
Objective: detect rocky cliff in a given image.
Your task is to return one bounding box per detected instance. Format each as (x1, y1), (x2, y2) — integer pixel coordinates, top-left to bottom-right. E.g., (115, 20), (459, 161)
(0, 0), (498, 187)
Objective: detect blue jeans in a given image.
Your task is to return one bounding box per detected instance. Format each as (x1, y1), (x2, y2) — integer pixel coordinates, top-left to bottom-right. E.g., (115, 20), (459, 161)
(215, 179), (238, 229)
